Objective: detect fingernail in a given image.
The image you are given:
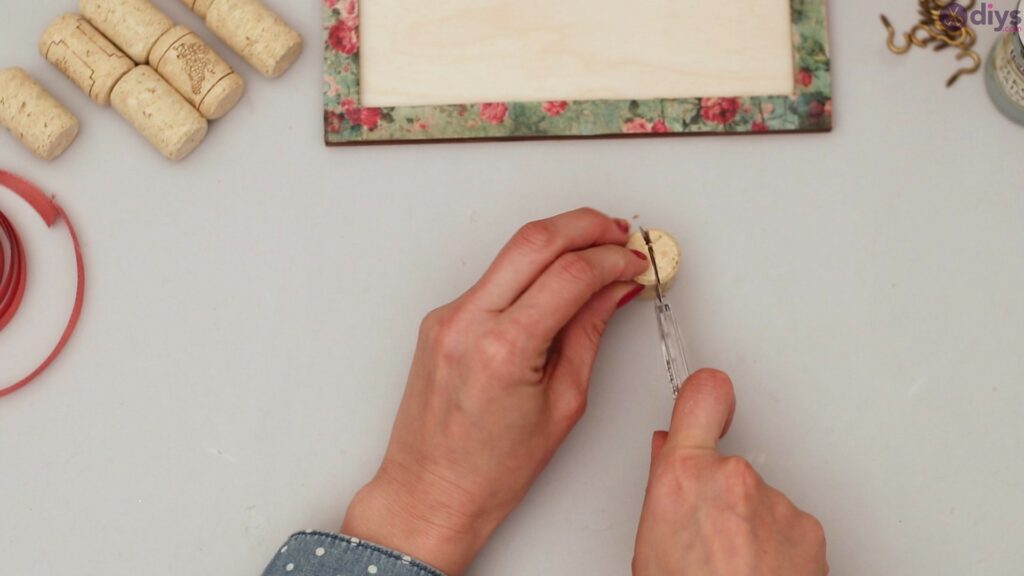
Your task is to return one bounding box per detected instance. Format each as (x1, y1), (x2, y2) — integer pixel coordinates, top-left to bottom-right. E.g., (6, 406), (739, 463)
(630, 249), (649, 262)
(617, 284), (645, 309)
(614, 218), (630, 234)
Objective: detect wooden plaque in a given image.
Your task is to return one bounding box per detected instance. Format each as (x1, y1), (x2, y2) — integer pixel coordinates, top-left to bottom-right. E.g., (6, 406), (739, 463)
(323, 0), (831, 144)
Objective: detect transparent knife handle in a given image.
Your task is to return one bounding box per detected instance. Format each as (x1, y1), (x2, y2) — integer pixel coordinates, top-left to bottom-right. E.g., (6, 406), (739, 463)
(654, 300), (690, 397)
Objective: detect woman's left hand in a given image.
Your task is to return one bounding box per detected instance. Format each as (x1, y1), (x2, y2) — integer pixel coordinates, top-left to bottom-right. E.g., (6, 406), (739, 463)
(342, 208), (649, 575)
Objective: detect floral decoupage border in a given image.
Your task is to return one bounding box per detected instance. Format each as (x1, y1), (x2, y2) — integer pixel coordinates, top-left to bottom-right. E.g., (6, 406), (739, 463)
(323, 0), (832, 144)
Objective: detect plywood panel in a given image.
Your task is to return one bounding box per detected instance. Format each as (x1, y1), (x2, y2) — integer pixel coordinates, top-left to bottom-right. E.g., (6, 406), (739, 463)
(359, 0), (795, 107)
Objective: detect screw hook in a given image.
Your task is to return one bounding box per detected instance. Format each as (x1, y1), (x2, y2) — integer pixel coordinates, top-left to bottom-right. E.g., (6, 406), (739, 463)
(946, 49), (981, 87)
(881, 14), (914, 54)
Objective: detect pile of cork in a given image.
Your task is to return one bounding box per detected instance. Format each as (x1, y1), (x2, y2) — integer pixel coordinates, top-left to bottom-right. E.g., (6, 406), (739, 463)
(0, 0), (302, 161)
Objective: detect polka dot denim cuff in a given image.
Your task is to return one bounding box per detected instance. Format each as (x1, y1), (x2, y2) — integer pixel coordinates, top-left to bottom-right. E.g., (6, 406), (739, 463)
(262, 531), (446, 576)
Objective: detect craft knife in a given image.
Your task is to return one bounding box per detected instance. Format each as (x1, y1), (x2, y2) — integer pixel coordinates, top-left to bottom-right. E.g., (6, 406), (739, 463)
(640, 227), (690, 397)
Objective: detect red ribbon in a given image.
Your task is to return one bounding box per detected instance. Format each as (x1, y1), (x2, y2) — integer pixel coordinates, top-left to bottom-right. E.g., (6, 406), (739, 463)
(0, 170), (85, 398)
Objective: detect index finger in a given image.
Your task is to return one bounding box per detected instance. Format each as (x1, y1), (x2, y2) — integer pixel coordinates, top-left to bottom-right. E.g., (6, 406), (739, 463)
(506, 244), (648, 343)
(467, 208), (630, 311)
(667, 369), (737, 451)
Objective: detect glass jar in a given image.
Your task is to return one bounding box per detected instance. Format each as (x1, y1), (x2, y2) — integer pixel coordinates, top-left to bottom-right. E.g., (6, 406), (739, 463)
(985, 0), (1024, 125)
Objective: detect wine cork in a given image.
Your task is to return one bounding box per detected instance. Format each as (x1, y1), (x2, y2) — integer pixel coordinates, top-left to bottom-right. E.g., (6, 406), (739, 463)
(181, 0), (303, 79)
(79, 0), (174, 64)
(0, 68), (79, 161)
(627, 229), (681, 299)
(39, 13), (135, 106)
(110, 66), (208, 161)
(150, 26), (245, 120)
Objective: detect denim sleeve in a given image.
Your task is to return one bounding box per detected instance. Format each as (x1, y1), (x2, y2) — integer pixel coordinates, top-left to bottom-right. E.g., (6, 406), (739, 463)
(261, 532), (446, 576)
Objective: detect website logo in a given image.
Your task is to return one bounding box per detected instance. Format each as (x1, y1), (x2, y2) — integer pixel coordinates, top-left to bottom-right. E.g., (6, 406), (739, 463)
(940, 3), (1022, 33)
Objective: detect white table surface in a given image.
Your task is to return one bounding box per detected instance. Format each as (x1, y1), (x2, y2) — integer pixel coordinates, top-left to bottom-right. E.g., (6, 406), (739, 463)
(2, 1), (1022, 574)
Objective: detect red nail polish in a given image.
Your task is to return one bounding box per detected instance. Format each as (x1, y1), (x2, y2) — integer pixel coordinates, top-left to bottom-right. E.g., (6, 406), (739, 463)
(614, 219), (630, 234)
(617, 285), (645, 309)
(631, 249), (649, 262)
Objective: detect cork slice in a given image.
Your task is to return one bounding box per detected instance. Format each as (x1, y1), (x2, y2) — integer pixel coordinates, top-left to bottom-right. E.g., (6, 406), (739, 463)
(626, 229), (681, 299)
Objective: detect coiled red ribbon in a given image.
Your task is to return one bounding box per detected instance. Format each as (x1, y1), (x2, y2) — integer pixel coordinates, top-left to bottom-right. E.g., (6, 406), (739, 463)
(0, 170), (85, 398)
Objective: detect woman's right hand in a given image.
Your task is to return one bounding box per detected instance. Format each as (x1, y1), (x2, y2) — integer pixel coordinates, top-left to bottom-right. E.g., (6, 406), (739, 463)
(633, 369), (829, 575)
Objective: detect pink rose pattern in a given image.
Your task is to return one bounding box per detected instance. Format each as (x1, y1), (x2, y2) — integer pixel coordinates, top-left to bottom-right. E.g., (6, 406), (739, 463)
(700, 98), (741, 125)
(327, 0), (359, 55)
(622, 118), (669, 133)
(479, 103), (509, 125)
(339, 98), (382, 131)
(323, 1), (830, 141)
(622, 118), (651, 133)
(542, 101), (569, 116)
(325, 110), (344, 133)
(328, 21), (358, 55)
(796, 69), (814, 88)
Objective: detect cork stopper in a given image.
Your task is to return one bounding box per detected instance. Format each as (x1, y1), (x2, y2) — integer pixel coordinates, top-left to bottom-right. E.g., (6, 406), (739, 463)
(40, 13), (135, 106)
(0, 68), (80, 161)
(626, 229), (681, 299)
(110, 66), (208, 161)
(199, 0), (303, 78)
(180, 0), (217, 19)
(79, 0), (175, 64)
(150, 26), (245, 120)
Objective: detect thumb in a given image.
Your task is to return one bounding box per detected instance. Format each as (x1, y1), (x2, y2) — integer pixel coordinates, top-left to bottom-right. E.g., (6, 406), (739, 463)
(648, 431), (669, 476)
(666, 369), (736, 451)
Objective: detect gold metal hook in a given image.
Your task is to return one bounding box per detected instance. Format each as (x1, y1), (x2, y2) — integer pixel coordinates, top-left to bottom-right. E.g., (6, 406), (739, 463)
(942, 30), (977, 53)
(910, 23), (938, 48)
(882, 1), (982, 88)
(881, 15), (914, 54)
(946, 49), (981, 87)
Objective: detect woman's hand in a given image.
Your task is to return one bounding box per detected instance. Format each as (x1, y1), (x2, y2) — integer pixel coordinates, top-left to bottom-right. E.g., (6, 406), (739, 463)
(633, 369), (829, 576)
(342, 208), (649, 575)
